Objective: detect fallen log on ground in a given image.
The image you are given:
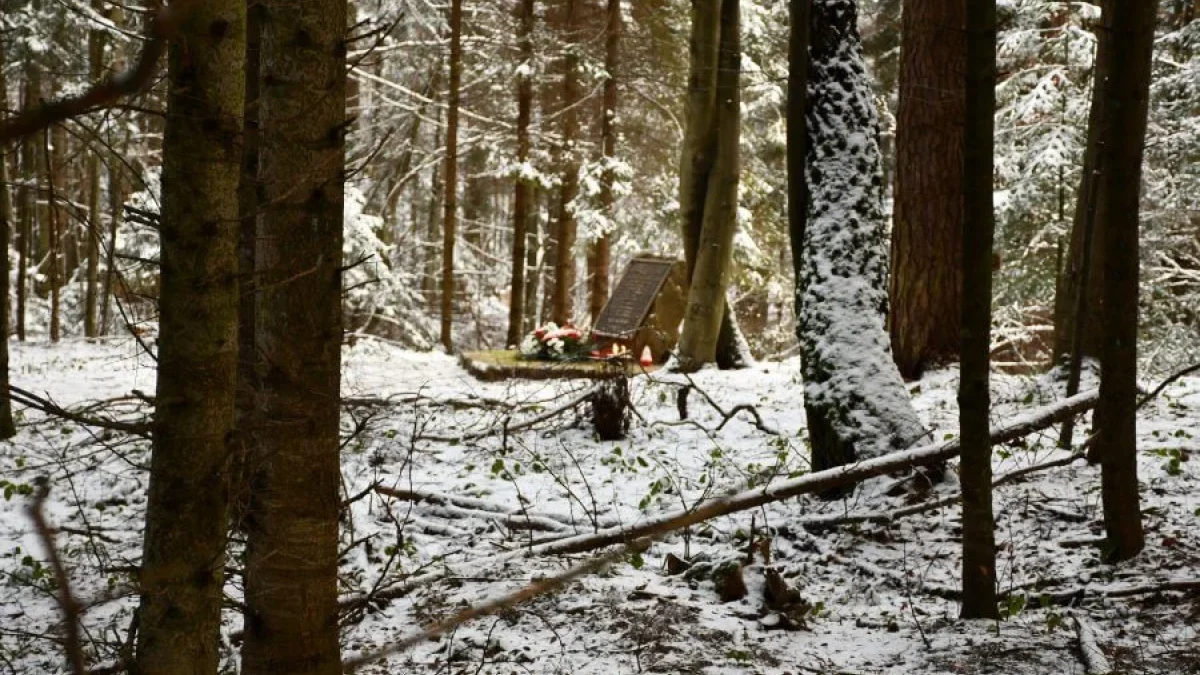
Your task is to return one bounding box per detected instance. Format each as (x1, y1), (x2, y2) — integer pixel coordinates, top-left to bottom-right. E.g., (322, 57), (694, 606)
(529, 389), (1099, 556)
(346, 389), (1100, 610)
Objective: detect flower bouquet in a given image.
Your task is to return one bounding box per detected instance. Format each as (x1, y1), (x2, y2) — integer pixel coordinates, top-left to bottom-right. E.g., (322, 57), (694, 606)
(518, 322), (591, 361)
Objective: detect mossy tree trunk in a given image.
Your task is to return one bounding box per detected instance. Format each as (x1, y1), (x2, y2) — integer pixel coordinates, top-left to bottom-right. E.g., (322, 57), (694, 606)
(675, 0), (749, 372)
(134, 0), (244, 672)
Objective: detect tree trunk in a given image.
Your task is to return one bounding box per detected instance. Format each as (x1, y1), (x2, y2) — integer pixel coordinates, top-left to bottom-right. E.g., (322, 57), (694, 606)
(507, 0), (535, 346)
(588, 0), (620, 324)
(234, 0), (263, 527)
(84, 5), (106, 338)
(0, 42), (16, 438)
(1053, 0), (1111, 363)
(100, 160), (124, 335)
(42, 129), (60, 342)
(1095, 0), (1154, 564)
(675, 0), (749, 371)
(16, 73), (34, 341)
(440, 0), (463, 351)
(799, 0), (926, 470)
(16, 75), (33, 342)
(787, 0), (809, 333)
(551, 0), (581, 326)
(676, 0), (741, 371)
(960, 0), (999, 620)
(888, 0), (965, 379)
(241, 0), (346, 671)
(134, 1), (244, 673)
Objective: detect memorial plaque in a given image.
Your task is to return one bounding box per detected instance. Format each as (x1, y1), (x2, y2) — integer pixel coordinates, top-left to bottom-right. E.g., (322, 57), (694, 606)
(593, 256), (687, 363)
(593, 257), (678, 339)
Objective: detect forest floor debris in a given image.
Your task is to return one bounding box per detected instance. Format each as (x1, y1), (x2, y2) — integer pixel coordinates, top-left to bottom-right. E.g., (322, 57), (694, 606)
(1, 336), (1198, 674)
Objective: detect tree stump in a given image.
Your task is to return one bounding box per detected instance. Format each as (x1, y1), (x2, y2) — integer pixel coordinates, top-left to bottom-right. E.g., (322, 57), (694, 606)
(591, 375), (630, 441)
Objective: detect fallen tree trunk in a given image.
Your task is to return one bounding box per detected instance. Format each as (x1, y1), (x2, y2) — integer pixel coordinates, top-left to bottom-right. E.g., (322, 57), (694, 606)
(348, 389), (1100, 614)
(526, 389), (1099, 556)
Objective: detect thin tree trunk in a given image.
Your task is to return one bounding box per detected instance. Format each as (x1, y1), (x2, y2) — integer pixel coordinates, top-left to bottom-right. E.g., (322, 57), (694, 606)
(675, 0), (748, 371)
(84, 3), (106, 338)
(1095, 0), (1154, 564)
(134, 1), (244, 672)
(100, 160), (123, 334)
(676, 0), (741, 371)
(588, 0), (620, 324)
(551, 0), (581, 326)
(1053, 0), (1111, 363)
(799, 0), (926, 470)
(888, 0), (965, 379)
(960, 0), (999, 620)
(17, 76), (33, 342)
(440, 0), (463, 351)
(787, 0), (809, 335)
(42, 129), (60, 342)
(241, 0), (346, 670)
(0, 42), (16, 438)
(507, 0), (535, 346)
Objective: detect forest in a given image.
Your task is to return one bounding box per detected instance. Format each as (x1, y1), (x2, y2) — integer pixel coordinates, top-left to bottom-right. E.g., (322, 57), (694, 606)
(0, 0), (1197, 673)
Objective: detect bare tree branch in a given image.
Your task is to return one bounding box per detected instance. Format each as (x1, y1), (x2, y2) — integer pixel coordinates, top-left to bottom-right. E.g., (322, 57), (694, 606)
(28, 483), (87, 675)
(0, 1), (197, 144)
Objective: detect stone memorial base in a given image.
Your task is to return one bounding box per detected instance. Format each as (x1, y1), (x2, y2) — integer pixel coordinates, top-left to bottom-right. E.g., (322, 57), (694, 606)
(460, 350), (658, 382)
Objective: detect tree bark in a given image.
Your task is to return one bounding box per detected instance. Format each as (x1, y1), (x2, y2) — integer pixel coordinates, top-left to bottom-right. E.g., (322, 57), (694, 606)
(100, 159), (124, 335)
(675, 0), (749, 371)
(888, 0), (965, 379)
(1053, 0), (1111, 363)
(799, 0), (926, 470)
(507, 0), (535, 346)
(1095, 0), (1154, 564)
(588, 0), (620, 325)
(787, 0), (809, 334)
(233, 0), (263, 527)
(960, 0), (999, 620)
(676, 0), (741, 371)
(134, 0), (244, 672)
(440, 0), (463, 350)
(42, 129), (61, 342)
(84, 2), (106, 338)
(241, 0), (346, 671)
(550, 0), (581, 326)
(16, 75), (33, 342)
(0, 42), (16, 438)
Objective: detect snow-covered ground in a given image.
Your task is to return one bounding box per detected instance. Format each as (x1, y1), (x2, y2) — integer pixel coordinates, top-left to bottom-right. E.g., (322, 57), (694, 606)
(1, 336), (1197, 674)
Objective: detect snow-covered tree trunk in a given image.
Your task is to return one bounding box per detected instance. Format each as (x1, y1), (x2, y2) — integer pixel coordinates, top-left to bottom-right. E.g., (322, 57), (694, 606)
(799, 0), (926, 470)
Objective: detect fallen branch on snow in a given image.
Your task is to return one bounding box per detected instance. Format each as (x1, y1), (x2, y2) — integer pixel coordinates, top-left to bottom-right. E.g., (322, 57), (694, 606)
(7, 385), (151, 438)
(418, 386), (599, 443)
(345, 389), (1100, 609)
(1072, 612), (1113, 675)
(374, 485), (570, 533)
